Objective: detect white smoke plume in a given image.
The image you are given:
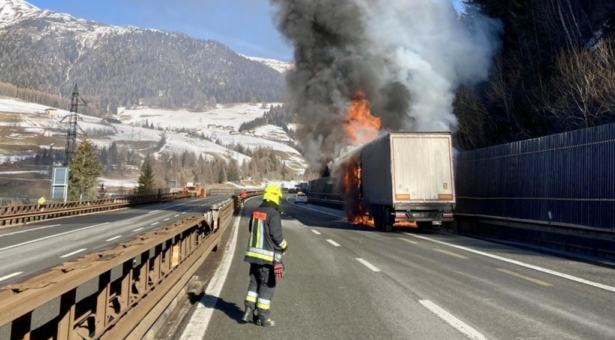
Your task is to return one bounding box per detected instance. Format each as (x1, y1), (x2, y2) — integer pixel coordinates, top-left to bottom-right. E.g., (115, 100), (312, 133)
(270, 0), (500, 170)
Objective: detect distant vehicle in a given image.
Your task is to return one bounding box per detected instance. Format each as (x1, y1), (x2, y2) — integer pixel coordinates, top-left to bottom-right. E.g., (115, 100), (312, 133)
(297, 182), (309, 193)
(295, 192), (308, 204)
(288, 188), (297, 194)
(182, 183), (206, 197)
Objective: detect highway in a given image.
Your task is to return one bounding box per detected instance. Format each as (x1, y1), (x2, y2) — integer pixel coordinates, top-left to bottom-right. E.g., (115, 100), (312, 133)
(0, 195), (232, 288)
(175, 196), (615, 340)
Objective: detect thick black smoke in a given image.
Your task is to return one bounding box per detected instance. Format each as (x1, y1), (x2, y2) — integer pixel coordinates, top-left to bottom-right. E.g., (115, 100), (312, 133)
(271, 0), (410, 169)
(270, 0), (500, 170)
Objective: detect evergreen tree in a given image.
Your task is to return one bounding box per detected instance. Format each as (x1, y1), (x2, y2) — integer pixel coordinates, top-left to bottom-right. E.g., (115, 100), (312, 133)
(137, 156), (156, 195)
(227, 160), (240, 182)
(68, 140), (102, 201)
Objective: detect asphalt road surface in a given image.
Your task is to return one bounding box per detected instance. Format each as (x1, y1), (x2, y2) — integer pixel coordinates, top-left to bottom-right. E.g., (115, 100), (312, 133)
(176, 196), (615, 340)
(0, 196), (232, 287)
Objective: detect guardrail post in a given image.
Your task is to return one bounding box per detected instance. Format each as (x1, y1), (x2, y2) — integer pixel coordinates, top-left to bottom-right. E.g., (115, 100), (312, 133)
(95, 271), (111, 335)
(120, 262), (132, 312)
(56, 289), (77, 340)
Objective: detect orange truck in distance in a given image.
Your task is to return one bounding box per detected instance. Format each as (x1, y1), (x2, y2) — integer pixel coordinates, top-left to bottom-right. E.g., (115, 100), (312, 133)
(182, 183), (207, 197)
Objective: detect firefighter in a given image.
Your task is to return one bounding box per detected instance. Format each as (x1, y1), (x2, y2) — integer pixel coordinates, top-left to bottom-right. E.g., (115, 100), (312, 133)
(243, 184), (287, 327)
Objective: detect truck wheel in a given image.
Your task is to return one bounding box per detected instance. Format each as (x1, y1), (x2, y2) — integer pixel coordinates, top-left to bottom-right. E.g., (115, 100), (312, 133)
(383, 207), (394, 232)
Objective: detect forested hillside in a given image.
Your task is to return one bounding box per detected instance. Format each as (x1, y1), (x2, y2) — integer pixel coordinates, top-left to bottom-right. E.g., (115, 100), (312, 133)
(0, 1), (284, 116)
(455, 0), (615, 150)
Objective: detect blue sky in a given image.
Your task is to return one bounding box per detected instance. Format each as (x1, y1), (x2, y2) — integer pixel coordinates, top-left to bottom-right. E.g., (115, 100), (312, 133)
(28, 0), (465, 61)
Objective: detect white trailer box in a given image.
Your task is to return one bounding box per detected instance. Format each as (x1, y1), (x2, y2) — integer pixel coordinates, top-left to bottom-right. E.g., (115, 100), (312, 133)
(360, 132), (455, 229)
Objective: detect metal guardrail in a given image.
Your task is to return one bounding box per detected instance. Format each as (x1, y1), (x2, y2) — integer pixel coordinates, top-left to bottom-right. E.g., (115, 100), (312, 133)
(455, 214), (615, 258)
(0, 193), (191, 228)
(0, 198), (237, 340)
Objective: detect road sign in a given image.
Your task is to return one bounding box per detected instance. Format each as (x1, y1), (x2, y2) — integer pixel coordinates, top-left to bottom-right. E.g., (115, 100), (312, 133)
(51, 167), (69, 202)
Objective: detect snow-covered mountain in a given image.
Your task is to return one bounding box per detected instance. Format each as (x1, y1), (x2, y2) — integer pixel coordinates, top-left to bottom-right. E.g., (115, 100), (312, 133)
(0, 0), (284, 112)
(0, 0), (38, 26)
(242, 55), (294, 74)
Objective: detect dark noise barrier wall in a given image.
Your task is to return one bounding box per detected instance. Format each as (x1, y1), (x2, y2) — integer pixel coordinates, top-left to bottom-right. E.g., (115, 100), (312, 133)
(456, 123), (615, 256)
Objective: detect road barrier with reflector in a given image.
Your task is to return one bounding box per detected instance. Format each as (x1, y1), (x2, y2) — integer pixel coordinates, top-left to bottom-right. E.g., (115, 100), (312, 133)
(0, 198), (236, 340)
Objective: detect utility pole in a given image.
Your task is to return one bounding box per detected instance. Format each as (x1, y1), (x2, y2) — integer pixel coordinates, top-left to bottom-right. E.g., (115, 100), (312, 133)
(63, 84), (87, 165)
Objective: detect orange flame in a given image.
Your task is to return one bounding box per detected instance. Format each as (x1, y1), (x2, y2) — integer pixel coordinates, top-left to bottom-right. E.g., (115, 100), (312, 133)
(345, 90), (381, 145)
(341, 90), (382, 227)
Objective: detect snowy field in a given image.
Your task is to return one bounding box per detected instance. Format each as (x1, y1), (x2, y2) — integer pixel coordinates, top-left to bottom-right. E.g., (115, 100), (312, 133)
(118, 103), (282, 131)
(0, 98), (309, 184)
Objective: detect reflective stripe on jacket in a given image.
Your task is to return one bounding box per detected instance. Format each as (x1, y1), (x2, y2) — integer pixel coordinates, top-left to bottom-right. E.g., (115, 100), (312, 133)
(245, 201), (287, 265)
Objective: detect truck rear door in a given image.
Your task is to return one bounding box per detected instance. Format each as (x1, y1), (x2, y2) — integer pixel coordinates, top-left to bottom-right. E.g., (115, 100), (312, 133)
(391, 134), (455, 204)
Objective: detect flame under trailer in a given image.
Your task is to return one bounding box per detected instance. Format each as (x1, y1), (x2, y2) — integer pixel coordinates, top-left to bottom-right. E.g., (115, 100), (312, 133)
(309, 132), (456, 231)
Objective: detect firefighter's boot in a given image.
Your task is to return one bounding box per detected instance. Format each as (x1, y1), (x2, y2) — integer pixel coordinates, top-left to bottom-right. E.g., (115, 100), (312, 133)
(256, 318), (276, 328)
(242, 307), (257, 323)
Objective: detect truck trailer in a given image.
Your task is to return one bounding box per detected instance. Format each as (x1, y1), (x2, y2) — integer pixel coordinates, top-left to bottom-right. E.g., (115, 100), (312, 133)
(309, 132), (456, 231)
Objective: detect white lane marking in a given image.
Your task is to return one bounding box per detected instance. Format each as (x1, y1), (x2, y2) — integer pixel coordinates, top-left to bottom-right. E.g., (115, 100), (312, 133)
(105, 235), (122, 242)
(356, 258), (382, 272)
(407, 234), (615, 294)
(182, 212), (186, 215)
(174, 215), (180, 217)
(326, 239), (341, 247)
(180, 196), (257, 339)
(0, 224), (61, 238)
(60, 248), (87, 258)
(0, 223), (109, 253)
(149, 210), (160, 214)
(151, 222), (159, 226)
(164, 218), (170, 221)
(133, 228), (144, 232)
(311, 230), (322, 235)
(398, 237), (417, 244)
(285, 197), (344, 219)
(420, 300), (487, 340)
(0, 272), (23, 282)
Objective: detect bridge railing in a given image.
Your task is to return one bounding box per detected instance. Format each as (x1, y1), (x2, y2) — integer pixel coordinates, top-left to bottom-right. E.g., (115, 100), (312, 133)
(0, 198), (236, 340)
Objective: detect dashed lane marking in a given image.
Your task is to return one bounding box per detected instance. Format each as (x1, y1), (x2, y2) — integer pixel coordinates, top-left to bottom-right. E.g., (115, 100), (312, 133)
(0, 224), (61, 238)
(133, 228), (144, 232)
(60, 248), (87, 258)
(420, 300), (487, 340)
(0, 223), (109, 253)
(174, 215), (180, 217)
(164, 218), (170, 221)
(326, 239), (341, 247)
(497, 268), (553, 287)
(0, 272), (23, 282)
(398, 237), (418, 244)
(434, 249), (468, 259)
(406, 234), (615, 294)
(151, 222), (159, 226)
(105, 235), (122, 242)
(356, 258), (381, 272)
(311, 230), (322, 235)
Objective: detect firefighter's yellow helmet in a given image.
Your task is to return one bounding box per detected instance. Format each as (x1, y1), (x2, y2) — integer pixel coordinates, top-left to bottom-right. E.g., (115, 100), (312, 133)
(263, 184), (283, 205)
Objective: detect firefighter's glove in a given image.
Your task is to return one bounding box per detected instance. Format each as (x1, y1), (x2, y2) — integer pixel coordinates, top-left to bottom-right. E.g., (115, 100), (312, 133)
(274, 262), (285, 279)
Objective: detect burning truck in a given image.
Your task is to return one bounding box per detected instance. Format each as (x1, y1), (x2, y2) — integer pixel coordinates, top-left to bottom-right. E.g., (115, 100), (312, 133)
(305, 90), (455, 231)
(309, 132), (456, 231)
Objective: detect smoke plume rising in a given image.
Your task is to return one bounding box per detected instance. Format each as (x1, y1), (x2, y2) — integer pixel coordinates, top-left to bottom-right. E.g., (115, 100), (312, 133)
(269, 0), (500, 169)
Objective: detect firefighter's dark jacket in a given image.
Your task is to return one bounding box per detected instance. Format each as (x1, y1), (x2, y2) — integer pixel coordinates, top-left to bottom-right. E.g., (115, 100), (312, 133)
(244, 200), (287, 265)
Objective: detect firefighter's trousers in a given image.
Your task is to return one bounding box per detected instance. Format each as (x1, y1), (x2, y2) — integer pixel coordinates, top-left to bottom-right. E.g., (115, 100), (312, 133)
(245, 264), (276, 321)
